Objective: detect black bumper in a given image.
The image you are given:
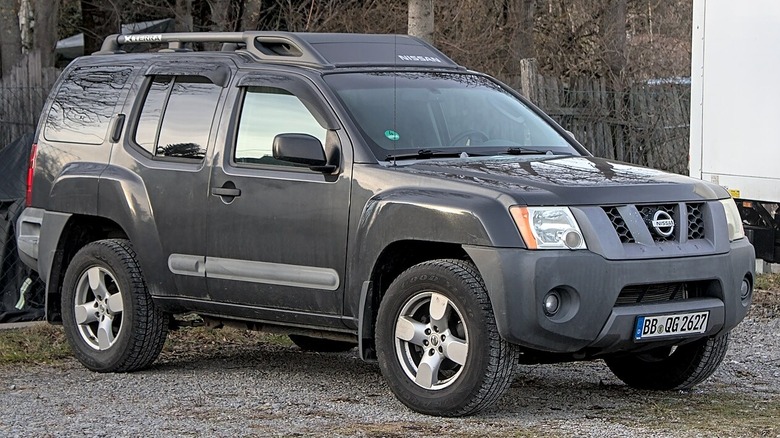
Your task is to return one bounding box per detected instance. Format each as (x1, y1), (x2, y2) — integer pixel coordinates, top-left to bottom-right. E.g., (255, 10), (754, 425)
(465, 238), (755, 354)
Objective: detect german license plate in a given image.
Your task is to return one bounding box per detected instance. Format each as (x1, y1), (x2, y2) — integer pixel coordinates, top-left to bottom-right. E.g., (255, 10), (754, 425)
(634, 311), (709, 340)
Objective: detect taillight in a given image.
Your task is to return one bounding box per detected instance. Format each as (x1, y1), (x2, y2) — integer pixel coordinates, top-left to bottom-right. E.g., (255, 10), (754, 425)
(25, 143), (37, 207)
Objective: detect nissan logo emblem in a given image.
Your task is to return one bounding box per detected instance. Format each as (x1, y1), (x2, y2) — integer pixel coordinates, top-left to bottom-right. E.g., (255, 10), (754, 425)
(651, 210), (675, 237)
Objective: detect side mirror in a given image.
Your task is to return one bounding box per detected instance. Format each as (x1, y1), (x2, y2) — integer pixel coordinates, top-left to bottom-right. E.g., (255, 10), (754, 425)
(272, 133), (335, 172)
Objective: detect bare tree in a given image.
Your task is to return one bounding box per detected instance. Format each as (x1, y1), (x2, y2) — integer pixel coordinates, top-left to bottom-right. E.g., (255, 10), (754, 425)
(174, 0), (194, 32)
(408, 0), (433, 43)
(602, 0), (627, 78)
(507, 0), (536, 60)
(0, 0), (22, 76)
(32, 0), (59, 67)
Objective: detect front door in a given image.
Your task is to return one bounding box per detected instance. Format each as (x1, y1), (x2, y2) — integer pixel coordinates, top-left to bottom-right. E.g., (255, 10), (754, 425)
(206, 72), (351, 329)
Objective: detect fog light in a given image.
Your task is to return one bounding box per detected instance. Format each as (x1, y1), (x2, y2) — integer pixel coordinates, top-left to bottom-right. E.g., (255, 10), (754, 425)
(740, 278), (751, 300)
(563, 230), (583, 249)
(543, 291), (561, 316)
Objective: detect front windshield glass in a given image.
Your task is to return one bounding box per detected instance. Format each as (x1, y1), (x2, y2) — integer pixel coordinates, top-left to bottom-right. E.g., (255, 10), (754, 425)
(323, 72), (578, 159)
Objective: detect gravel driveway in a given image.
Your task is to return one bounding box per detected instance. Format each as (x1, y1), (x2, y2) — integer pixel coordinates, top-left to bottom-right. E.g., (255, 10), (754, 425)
(1, 311), (778, 437)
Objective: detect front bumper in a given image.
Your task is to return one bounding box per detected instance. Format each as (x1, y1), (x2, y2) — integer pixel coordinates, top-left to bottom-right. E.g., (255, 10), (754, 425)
(465, 238), (754, 354)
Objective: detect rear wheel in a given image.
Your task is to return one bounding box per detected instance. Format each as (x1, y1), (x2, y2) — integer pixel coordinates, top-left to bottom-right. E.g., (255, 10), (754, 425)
(288, 335), (357, 352)
(376, 259), (519, 416)
(605, 334), (729, 390)
(61, 239), (168, 372)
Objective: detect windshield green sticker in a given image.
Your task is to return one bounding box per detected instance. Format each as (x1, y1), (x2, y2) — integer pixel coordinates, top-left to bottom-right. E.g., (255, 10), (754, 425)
(384, 130), (400, 141)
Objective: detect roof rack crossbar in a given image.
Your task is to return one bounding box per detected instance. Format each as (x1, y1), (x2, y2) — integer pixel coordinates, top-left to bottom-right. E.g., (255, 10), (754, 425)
(95, 32), (332, 68)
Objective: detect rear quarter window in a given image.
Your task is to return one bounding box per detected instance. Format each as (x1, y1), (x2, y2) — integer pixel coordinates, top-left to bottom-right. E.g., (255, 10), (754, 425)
(43, 66), (132, 145)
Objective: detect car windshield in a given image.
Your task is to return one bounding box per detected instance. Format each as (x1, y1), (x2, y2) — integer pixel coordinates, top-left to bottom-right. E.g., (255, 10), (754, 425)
(323, 72), (578, 160)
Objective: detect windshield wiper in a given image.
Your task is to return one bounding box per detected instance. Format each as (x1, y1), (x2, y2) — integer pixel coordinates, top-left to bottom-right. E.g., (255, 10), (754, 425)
(385, 149), (463, 161)
(505, 147), (572, 156)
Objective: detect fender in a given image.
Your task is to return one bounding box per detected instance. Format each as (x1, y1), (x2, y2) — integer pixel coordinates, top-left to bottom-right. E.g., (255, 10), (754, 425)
(346, 187), (525, 320)
(48, 162), (107, 215)
(97, 164), (175, 297)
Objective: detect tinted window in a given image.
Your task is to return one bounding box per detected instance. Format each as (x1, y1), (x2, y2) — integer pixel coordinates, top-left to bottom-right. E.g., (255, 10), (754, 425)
(234, 86), (327, 166)
(44, 66), (132, 144)
(134, 76), (170, 155)
(133, 75), (222, 160)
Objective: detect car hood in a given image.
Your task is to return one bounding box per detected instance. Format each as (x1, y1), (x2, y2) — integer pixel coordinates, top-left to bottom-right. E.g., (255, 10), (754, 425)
(398, 155), (727, 205)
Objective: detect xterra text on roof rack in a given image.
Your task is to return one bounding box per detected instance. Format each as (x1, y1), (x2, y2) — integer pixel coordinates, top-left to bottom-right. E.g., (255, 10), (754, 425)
(16, 32), (754, 416)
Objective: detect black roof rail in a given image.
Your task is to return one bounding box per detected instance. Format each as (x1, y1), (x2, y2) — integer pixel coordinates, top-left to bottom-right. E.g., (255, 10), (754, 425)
(93, 31), (462, 70)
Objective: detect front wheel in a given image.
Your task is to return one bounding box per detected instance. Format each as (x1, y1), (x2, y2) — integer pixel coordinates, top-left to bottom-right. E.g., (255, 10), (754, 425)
(376, 259), (519, 417)
(61, 239), (168, 372)
(605, 333), (729, 390)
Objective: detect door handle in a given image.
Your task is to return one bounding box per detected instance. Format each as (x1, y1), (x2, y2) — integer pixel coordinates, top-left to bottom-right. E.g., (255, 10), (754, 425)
(211, 187), (241, 197)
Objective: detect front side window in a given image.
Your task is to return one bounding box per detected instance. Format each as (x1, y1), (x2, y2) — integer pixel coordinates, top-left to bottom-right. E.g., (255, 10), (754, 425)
(234, 86), (327, 167)
(323, 72), (578, 159)
(44, 66), (132, 144)
(133, 75), (222, 160)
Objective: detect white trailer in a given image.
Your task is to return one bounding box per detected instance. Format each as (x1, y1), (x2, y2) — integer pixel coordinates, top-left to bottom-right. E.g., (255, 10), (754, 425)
(689, 0), (780, 263)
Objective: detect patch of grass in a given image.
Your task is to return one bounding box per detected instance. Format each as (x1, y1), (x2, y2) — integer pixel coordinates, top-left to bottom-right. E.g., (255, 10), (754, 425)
(0, 324), (71, 365)
(752, 273), (780, 318)
(610, 392), (780, 436)
(755, 272), (780, 292)
(161, 325), (294, 361)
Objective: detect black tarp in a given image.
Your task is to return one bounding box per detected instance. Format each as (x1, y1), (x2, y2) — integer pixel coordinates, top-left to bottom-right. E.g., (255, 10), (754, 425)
(0, 133), (44, 322)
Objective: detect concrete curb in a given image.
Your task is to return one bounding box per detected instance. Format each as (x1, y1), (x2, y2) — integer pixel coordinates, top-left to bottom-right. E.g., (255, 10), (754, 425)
(0, 321), (46, 330)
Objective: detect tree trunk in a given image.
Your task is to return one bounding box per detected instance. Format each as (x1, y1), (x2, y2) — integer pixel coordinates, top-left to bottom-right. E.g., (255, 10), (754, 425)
(32, 0), (58, 67)
(508, 0), (536, 60)
(602, 0), (627, 77)
(408, 0), (433, 44)
(81, 0), (117, 55)
(175, 0), (194, 32)
(0, 0), (23, 77)
(241, 0), (262, 31)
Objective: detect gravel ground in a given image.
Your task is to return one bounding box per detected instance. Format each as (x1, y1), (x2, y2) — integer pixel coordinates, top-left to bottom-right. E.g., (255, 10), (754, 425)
(0, 311), (778, 436)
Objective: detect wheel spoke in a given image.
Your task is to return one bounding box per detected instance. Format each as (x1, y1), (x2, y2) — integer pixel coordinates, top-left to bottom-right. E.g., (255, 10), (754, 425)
(395, 316), (427, 346)
(428, 293), (450, 324)
(443, 334), (468, 365)
(97, 316), (115, 350)
(106, 292), (124, 314)
(87, 267), (109, 300)
(415, 352), (443, 389)
(74, 301), (99, 325)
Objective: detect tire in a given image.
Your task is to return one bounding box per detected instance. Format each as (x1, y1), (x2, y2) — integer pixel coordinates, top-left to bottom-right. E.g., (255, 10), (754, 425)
(605, 333), (729, 390)
(61, 239), (168, 372)
(375, 259), (519, 417)
(289, 335), (357, 352)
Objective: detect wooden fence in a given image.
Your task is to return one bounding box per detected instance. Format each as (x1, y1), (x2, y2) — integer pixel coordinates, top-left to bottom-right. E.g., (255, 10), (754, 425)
(0, 51), (61, 148)
(504, 59), (691, 174)
(0, 54), (691, 174)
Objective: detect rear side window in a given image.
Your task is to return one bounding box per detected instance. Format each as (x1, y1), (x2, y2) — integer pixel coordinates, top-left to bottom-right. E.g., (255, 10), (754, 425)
(44, 66), (132, 144)
(134, 75), (222, 160)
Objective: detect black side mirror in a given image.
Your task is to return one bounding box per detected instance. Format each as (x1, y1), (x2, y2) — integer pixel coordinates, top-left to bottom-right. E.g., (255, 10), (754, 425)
(272, 133), (336, 172)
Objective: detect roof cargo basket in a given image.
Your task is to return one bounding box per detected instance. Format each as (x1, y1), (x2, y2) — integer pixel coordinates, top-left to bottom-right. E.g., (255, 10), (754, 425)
(94, 31), (462, 70)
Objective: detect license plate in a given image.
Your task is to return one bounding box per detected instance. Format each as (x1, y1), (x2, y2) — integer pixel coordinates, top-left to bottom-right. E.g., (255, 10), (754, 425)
(634, 311), (709, 340)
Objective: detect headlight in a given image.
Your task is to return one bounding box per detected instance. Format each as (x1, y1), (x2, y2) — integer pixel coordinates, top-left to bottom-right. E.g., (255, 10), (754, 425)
(509, 206), (587, 249)
(719, 198), (745, 241)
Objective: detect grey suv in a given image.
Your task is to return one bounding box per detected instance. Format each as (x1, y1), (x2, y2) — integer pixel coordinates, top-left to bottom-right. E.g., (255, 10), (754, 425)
(16, 32), (754, 416)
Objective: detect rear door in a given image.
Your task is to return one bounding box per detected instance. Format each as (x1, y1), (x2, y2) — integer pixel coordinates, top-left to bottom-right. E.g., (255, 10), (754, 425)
(110, 60), (233, 299)
(205, 71), (352, 328)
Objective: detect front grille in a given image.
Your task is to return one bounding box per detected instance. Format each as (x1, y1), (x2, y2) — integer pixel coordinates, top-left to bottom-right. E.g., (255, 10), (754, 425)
(616, 282), (688, 305)
(687, 203), (705, 239)
(638, 204), (677, 241)
(604, 206), (635, 243)
(603, 202), (708, 244)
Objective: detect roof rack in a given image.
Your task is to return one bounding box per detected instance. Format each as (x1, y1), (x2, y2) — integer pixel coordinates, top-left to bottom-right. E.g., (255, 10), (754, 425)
(94, 31), (462, 70)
